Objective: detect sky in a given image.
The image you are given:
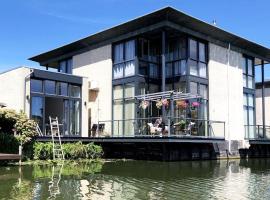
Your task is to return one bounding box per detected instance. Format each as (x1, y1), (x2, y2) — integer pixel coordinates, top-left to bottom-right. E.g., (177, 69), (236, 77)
(0, 0), (270, 73)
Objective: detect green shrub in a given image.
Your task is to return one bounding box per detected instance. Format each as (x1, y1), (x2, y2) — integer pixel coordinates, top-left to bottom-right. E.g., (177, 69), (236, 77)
(33, 142), (53, 160)
(0, 109), (37, 145)
(0, 132), (19, 153)
(33, 142), (103, 160)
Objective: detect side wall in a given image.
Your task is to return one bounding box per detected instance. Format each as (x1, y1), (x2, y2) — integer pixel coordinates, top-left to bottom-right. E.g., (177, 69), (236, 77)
(73, 44), (112, 137)
(0, 67), (31, 116)
(208, 43), (244, 140)
(256, 88), (270, 126)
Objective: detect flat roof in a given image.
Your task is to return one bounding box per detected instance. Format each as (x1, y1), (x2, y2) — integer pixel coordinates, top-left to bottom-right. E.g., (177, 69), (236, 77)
(29, 6), (270, 65)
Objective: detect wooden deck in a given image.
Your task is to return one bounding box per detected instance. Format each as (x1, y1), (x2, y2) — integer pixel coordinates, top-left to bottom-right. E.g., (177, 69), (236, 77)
(0, 153), (21, 160)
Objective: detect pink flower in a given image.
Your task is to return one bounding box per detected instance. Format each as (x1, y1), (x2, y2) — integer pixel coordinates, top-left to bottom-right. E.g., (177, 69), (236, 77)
(192, 102), (200, 107)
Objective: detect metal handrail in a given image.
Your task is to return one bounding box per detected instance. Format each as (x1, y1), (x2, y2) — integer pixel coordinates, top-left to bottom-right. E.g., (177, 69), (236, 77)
(97, 117), (225, 139)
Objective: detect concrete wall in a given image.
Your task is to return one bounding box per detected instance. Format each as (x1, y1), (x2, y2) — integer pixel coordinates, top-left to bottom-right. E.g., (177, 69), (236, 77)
(0, 67), (31, 116)
(73, 44), (112, 137)
(256, 88), (270, 126)
(208, 43), (244, 140)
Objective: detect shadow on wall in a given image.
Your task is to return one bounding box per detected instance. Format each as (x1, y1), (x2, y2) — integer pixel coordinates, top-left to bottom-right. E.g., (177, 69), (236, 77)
(73, 45), (111, 69)
(210, 44), (241, 69)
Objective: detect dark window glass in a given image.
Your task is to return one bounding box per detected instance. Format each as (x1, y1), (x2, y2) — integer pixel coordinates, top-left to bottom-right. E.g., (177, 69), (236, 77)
(190, 60), (198, 76)
(59, 59), (72, 74)
(69, 100), (80, 135)
(189, 39), (197, 60)
(67, 59), (73, 74)
(125, 40), (135, 60)
(31, 97), (43, 130)
(113, 43), (124, 63)
(70, 85), (81, 98)
(199, 43), (206, 62)
(31, 79), (43, 93)
(59, 61), (66, 73)
(58, 82), (68, 96)
(45, 80), (56, 94)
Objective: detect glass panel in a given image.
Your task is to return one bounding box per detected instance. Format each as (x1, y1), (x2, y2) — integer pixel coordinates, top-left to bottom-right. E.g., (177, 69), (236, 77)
(243, 75), (247, 88)
(70, 85), (81, 98)
(247, 59), (253, 75)
(58, 82), (68, 96)
(148, 84), (159, 93)
(242, 57), (246, 74)
(149, 63), (158, 78)
(190, 82), (198, 94)
(189, 60), (198, 76)
(59, 61), (66, 73)
(199, 62), (207, 78)
(124, 61), (135, 77)
(248, 76), (254, 89)
(31, 97), (44, 131)
(63, 100), (69, 135)
(165, 83), (173, 91)
(113, 85), (123, 99)
(67, 59), (73, 74)
(174, 61), (181, 75)
(248, 94), (254, 107)
(200, 84), (208, 99)
(243, 93), (248, 106)
(31, 79), (43, 93)
(181, 60), (186, 75)
(199, 43), (206, 62)
(166, 63), (173, 78)
(113, 63), (124, 79)
(125, 84), (135, 98)
(69, 100), (80, 135)
(44, 80), (56, 95)
(113, 101), (123, 136)
(113, 43), (124, 63)
(125, 40), (135, 60)
(124, 101), (135, 136)
(189, 39), (197, 60)
(243, 107), (248, 125)
(175, 82), (186, 93)
(248, 108), (254, 125)
(255, 65), (262, 83)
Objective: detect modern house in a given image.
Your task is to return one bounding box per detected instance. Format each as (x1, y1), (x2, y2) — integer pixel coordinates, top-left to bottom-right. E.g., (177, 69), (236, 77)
(1, 7), (270, 159)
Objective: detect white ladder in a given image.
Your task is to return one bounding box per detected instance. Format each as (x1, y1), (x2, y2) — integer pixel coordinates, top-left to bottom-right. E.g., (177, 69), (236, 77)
(49, 117), (65, 160)
(48, 163), (64, 199)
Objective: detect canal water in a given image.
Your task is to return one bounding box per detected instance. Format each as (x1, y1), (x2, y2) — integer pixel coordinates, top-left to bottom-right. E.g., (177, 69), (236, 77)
(0, 159), (270, 200)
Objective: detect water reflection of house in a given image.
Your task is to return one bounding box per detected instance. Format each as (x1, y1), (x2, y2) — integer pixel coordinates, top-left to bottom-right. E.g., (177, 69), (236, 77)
(0, 7), (270, 159)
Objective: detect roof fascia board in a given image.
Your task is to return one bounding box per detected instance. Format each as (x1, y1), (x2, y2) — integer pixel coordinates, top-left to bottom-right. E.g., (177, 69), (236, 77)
(40, 21), (168, 66)
(166, 21), (270, 62)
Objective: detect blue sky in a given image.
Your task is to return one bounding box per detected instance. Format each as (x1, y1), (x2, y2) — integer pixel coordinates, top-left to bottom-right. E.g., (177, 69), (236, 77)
(0, 0), (270, 73)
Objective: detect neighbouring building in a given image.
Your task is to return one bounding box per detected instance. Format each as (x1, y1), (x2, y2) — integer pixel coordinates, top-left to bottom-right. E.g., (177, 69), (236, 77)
(1, 7), (270, 159)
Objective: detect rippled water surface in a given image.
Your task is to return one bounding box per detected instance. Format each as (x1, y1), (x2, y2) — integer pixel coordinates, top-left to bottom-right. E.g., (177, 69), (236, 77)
(1, 159), (270, 200)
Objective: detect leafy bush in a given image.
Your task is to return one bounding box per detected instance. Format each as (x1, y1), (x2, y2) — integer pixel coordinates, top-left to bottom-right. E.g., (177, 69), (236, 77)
(0, 109), (37, 144)
(33, 142), (103, 160)
(0, 132), (19, 153)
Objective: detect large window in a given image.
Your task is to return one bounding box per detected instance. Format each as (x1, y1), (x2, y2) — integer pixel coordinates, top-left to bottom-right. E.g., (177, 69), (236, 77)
(69, 100), (80, 135)
(31, 97), (44, 131)
(113, 83), (135, 136)
(44, 80), (56, 95)
(243, 57), (254, 89)
(113, 40), (135, 79)
(188, 38), (207, 78)
(59, 58), (72, 74)
(166, 37), (187, 77)
(31, 79), (43, 93)
(243, 93), (255, 138)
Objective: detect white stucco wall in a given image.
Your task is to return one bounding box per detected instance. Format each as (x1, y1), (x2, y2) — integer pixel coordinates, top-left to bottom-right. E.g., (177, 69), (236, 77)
(73, 44), (112, 137)
(256, 88), (270, 126)
(0, 67), (31, 116)
(208, 43), (244, 140)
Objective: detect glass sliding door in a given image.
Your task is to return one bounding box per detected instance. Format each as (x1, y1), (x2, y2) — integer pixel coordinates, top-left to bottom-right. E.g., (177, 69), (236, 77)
(31, 97), (44, 132)
(69, 100), (80, 136)
(63, 100), (69, 136)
